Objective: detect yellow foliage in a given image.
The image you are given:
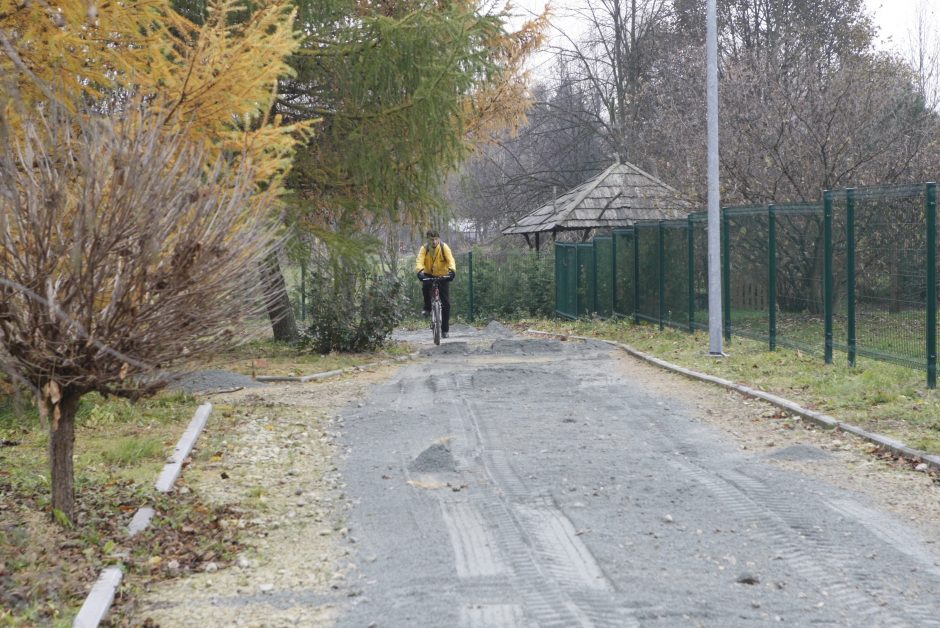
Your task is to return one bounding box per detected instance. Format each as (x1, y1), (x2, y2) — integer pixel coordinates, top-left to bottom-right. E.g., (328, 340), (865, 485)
(0, 0), (309, 193)
(463, 5), (550, 146)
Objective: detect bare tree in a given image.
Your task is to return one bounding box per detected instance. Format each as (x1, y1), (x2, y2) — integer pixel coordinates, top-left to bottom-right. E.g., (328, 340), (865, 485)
(0, 97), (278, 521)
(454, 0), (940, 243)
(448, 77), (609, 239)
(552, 0), (674, 168)
(905, 0), (940, 112)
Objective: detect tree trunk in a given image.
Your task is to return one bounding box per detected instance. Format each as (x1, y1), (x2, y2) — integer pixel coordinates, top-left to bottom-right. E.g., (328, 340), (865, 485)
(41, 386), (82, 523)
(262, 251), (298, 344)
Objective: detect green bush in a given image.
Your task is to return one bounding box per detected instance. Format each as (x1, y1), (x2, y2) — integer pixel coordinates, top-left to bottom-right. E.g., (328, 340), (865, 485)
(302, 271), (405, 352)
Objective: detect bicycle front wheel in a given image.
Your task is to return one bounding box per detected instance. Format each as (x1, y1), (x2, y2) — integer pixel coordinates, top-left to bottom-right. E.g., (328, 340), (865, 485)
(432, 300), (442, 345)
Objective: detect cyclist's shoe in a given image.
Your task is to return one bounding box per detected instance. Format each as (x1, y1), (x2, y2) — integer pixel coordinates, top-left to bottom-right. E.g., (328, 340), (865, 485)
(421, 309), (430, 317)
(442, 332), (449, 338)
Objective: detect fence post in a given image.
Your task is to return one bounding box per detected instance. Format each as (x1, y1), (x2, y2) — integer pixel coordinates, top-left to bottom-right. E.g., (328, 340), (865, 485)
(722, 208), (731, 342)
(575, 245), (581, 318)
(633, 228), (640, 325)
(592, 239), (599, 315)
(468, 250), (474, 323)
(658, 221), (665, 330)
(847, 188), (857, 367)
(824, 190), (834, 364)
(768, 204), (777, 351)
(611, 234), (617, 318)
(927, 182), (937, 389)
(688, 215), (695, 333)
(554, 246), (559, 316)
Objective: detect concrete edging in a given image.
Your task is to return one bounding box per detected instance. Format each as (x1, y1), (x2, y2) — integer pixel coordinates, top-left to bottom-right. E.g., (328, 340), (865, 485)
(73, 402), (213, 627)
(527, 329), (940, 473)
(255, 352), (421, 383)
(155, 402), (212, 493)
(72, 566), (122, 628)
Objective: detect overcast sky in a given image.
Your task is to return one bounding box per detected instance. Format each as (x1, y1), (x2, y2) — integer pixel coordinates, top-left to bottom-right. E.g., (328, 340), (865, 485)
(508, 0), (939, 74)
(865, 0), (938, 53)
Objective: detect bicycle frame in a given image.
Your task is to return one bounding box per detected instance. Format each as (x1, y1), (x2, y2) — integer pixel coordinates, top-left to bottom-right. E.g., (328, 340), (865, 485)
(423, 276), (444, 345)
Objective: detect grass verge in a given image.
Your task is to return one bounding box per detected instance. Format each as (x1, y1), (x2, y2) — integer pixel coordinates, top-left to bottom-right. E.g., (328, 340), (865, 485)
(0, 333), (413, 624)
(194, 338), (414, 378)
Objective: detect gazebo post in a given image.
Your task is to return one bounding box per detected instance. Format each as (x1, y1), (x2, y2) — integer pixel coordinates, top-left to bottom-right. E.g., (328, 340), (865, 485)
(535, 232), (541, 256)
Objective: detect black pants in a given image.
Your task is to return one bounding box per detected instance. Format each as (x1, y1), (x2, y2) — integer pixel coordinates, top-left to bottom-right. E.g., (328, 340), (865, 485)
(422, 279), (450, 332)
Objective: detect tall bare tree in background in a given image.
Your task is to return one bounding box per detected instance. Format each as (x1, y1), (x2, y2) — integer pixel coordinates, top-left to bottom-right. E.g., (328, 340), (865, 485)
(554, 0), (675, 169)
(447, 77), (608, 241)
(905, 0), (940, 113)
(455, 0), (940, 237)
(0, 99), (278, 521)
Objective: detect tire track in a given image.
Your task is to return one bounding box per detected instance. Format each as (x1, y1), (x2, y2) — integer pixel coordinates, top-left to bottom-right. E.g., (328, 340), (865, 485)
(448, 370), (638, 628)
(669, 457), (931, 626)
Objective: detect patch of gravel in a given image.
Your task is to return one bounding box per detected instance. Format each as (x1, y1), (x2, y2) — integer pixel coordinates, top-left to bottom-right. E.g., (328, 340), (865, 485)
(407, 441), (456, 474)
(489, 338), (562, 354)
(483, 320), (514, 337)
(764, 443), (833, 461)
(131, 365), (401, 627)
(166, 369), (266, 394)
(611, 352), (940, 548)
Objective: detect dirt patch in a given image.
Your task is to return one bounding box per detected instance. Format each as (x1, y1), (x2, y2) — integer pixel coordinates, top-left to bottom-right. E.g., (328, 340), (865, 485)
(612, 351), (940, 548)
(0, 476), (241, 626)
(121, 365), (400, 626)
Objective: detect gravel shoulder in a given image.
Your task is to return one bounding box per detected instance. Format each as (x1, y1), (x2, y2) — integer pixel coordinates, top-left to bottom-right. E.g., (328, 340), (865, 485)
(130, 367), (400, 626)
(610, 351), (940, 549)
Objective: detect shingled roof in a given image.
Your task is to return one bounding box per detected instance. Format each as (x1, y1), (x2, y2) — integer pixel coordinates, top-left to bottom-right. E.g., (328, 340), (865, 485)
(501, 161), (691, 235)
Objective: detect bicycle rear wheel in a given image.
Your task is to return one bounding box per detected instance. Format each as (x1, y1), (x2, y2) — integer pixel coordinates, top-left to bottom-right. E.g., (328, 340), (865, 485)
(431, 299), (442, 345)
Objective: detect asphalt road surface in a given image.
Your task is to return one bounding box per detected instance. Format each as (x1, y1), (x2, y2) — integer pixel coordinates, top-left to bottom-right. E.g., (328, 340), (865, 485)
(334, 324), (940, 627)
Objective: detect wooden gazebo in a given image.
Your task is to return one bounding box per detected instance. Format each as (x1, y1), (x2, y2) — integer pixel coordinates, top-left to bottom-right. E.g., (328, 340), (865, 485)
(501, 161), (691, 250)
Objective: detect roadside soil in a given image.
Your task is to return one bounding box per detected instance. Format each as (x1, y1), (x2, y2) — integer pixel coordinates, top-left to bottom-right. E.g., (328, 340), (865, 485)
(115, 366), (402, 627)
(116, 324), (940, 625)
(610, 351), (940, 548)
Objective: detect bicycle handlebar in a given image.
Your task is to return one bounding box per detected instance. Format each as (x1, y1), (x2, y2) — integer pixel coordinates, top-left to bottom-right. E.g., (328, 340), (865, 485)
(420, 274), (454, 282)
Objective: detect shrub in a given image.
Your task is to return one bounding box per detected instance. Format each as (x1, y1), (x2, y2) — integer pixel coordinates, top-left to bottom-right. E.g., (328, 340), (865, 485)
(302, 271), (405, 352)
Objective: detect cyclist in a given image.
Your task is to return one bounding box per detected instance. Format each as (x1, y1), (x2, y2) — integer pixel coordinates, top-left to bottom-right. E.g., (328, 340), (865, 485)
(415, 229), (456, 338)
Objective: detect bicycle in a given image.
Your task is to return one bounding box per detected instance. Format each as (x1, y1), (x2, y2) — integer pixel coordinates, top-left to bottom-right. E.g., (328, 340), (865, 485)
(421, 275), (446, 345)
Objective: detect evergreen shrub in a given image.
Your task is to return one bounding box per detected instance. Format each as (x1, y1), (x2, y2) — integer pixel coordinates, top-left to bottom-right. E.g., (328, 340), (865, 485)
(302, 271), (405, 352)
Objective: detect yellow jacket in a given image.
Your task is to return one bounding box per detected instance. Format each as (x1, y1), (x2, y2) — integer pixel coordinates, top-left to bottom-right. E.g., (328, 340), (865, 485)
(415, 242), (456, 277)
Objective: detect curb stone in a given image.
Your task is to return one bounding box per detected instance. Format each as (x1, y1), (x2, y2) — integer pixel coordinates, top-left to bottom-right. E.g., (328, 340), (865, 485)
(526, 329), (940, 473)
(73, 351), (419, 626)
(73, 402), (213, 628)
(255, 352), (421, 383)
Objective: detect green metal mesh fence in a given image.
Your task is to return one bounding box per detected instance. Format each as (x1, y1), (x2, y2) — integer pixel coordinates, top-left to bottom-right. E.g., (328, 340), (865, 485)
(635, 223), (660, 324)
(774, 204), (826, 354)
(691, 214), (710, 332)
(830, 185), (931, 369)
(724, 207), (770, 344)
(576, 243), (596, 317)
(550, 181), (938, 386)
(613, 229), (635, 317)
(594, 236), (613, 318)
(555, 244), (577, 318)
(662, 220), (691, 330)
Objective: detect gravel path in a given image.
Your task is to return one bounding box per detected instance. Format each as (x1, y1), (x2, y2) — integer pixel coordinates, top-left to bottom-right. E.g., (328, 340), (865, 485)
(131, 322), (940, 626)
(335, 324), (940, 627)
